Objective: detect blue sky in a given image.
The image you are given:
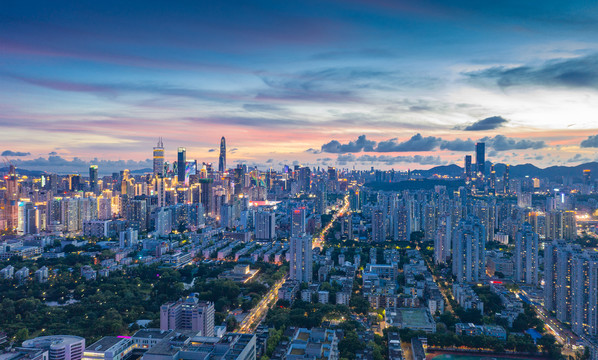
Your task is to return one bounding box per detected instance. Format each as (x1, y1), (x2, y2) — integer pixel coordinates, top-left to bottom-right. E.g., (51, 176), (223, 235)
(2, 0), (598, 172)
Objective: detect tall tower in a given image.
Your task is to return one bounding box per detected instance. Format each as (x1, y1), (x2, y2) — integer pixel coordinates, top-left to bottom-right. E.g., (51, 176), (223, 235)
(89, 165), (98, 193)
(177, 147), (186, 184)
(475, 142), (485, 176)
(218, 137), (226, 173)
(4, 165), (19, 231)
(153, 138), (165, 177)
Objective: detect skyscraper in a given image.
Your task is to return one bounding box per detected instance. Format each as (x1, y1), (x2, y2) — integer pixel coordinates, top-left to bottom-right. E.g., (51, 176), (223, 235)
(89, 165), (98, 193)
(290, 234), (313, 283)
(3, 165), (19, 231)
(291, 207), (306, 238)
(153, 138), (165, 177)
(177, 147), (186, 184)
(475, 142), (485, 176)
(218, 136), (226, 173)
(464, 155), (472, 179)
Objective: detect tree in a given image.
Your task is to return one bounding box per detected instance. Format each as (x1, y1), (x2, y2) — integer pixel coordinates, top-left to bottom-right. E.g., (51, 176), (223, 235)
(15, 328), (29, 342)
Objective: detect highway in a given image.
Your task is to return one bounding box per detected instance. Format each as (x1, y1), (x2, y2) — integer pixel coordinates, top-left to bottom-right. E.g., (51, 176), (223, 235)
(312, 193), (350, 249)
(237, 277), (286, 333)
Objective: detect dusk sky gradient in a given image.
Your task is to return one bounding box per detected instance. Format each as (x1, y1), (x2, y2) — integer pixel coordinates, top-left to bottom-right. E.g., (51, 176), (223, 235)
(2, 0), (598, 173)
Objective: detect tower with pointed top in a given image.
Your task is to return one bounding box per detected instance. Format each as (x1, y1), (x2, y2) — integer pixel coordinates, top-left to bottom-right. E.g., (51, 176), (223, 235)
(153, 138), (165, 177)
(218, 137), (226, 173)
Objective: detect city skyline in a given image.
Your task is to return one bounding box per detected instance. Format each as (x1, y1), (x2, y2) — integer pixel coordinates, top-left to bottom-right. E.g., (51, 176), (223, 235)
(2, 1), (598, 171)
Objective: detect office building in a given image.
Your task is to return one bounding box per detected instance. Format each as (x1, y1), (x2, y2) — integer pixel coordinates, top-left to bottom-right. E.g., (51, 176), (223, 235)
(475, 142), (485, 176)
(153, 138), (165, 177)
(89, 165), (99, 193)
(3, 165), (19, 231)
(22, 336), (85, 360)
(177, 147), (186, 184)
(290, 234), (312, 283)
(83, 336), (135, 360)
(218, 137), (226, 173)
(464, 155), (472, 179)
(160, 295), (215, 337)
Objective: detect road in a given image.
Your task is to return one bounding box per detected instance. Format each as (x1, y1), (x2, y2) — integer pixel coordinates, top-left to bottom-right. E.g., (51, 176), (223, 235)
(312, 193), (350, 249)
(518, 289), (578, 346)
(237, 277), (286, 333)
(419, 248), (453, 313)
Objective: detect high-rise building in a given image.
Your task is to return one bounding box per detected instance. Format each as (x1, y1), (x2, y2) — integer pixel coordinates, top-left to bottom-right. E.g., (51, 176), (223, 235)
(464, 155), (472, 179)
(475, 142), (485, 176)
(503, 164), (510, 193)
(371, 208), (386, 243)
(255, 211), (276, 241)
(544, 240), (598, 336)
(514, 223), (539, 285)
(563, 210), (577, 241)
(290, 234), (313, 283)
(434, 213), (451, 264)
(69, 174), (81, 192)
(291, 207), (306, 238)
(177, 147), (186, 184)
(153, 138), (165, 177)
(3, 165), (19, 232)
(89, 165), (98, 193)
(218, 136), (226, 173)
(452, 215), (485, 283)
(160, 296), (215, 337)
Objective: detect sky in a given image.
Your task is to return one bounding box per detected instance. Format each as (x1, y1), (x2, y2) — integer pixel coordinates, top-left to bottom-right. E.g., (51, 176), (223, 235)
(2, 0), (598, 173)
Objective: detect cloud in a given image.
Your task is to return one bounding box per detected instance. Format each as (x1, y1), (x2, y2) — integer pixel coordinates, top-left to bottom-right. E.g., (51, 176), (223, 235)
(375, 134), (441, 152)
(440, 138), (475, 152)
(266, 158), (274, 163)
(482, 135), (545, 151)
(321, 135), (376, 153)
(336, 154), (356, 165)
(2, 150), (30, 157)
(462, 116), (508, 131)
(465, 53), (598, 89)
(48, 151), (58, 155)
(208, 149), (216, 152)
(568, 153), (591, 163)
(581, 134), (598, 148)
(316, 134), (545, 155)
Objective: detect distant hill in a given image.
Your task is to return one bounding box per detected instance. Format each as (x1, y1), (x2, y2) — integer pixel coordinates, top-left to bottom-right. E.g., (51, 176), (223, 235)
(417, 164), (463, 177)
(0, 167), (46, 177)
(130, 168), (153, 174)
(424, 162), (598, 180)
